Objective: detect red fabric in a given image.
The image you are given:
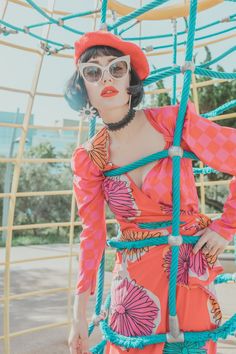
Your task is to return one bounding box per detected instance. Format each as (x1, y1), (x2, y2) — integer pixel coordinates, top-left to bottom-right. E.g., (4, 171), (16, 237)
(71, 102), (236, 353)
(74, 30), (150, 80)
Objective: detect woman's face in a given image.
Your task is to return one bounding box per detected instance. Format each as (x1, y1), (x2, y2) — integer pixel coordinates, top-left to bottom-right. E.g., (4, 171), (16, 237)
(79, 55), (130, 112)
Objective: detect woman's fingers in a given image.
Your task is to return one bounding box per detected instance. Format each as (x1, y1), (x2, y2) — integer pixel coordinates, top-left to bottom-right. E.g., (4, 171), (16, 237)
(192, 234), (208, 254)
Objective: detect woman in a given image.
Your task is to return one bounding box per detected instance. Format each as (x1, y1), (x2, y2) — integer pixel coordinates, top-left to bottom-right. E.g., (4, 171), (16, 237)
(65, 30), (236, 354)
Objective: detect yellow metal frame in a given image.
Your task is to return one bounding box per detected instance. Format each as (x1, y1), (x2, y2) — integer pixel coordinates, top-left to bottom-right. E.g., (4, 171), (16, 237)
(107, 0), (224, 20)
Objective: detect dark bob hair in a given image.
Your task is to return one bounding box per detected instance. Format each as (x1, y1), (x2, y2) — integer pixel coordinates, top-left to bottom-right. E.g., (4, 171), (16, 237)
(64, 46), (144, 112)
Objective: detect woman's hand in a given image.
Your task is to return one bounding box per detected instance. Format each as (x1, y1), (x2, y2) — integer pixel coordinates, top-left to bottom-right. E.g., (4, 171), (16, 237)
(192, 227), (230, 257)
(68, 316), (91, 354)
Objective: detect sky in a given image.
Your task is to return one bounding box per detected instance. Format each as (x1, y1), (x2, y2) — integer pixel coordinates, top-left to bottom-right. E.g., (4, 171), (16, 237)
(0, 0), (235, 128)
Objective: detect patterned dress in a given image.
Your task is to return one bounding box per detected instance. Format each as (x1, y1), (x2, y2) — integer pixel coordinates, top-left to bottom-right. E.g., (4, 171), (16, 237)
(71, 102), (236, 354)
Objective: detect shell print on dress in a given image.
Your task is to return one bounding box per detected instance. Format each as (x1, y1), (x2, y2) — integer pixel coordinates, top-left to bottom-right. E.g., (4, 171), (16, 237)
(103, 175), (141, 218)
(162, 244), (210, 285)
(183, 214), (212, 232)
(83, 127), (108, 170)
(120, 229), (162, 262)
(160, 203), (195, 216)
(109, 277), (160, 337)
(207, 295), (222, 326)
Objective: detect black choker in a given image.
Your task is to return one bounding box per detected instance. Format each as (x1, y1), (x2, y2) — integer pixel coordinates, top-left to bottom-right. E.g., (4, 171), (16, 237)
(103, 107), (136, 131)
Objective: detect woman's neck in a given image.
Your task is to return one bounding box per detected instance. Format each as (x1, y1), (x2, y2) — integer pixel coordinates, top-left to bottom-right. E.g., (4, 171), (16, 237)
(99, 107), (145, 142)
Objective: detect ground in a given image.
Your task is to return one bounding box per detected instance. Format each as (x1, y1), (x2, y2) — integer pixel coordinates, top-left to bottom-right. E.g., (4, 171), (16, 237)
(0, 244), (235, 354)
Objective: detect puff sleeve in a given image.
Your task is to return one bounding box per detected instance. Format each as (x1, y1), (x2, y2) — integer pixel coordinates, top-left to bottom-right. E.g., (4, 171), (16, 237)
(71, 146), (107, 295)
(181, 102), (236, 241)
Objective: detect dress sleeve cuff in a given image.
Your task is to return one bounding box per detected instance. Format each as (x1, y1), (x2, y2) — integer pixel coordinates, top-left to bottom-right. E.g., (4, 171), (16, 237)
(208, 220), (235, 241)
(75, 273), (97, 296)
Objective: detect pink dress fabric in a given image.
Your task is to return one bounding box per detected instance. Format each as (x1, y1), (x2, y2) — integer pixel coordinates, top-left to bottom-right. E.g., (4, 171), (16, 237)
(71, 102), (236, 353)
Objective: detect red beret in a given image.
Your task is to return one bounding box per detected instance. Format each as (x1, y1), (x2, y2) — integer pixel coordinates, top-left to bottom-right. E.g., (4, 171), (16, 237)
(74, 31), (149, 81)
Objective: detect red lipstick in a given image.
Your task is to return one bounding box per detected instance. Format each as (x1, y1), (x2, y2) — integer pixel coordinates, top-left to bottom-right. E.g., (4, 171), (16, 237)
(101, 86), (119, 97)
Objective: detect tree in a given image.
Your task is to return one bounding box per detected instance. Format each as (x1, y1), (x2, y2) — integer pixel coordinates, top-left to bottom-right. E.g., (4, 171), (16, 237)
(14, 142), (72, 238)
(195, 47), (236, 127)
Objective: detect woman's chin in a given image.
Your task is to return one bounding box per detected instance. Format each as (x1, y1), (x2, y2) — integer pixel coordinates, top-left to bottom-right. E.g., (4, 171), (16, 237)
(96, 99), (129, 112)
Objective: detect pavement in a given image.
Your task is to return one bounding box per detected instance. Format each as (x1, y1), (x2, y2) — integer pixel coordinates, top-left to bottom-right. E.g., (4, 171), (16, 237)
(0, 244), (235, 354)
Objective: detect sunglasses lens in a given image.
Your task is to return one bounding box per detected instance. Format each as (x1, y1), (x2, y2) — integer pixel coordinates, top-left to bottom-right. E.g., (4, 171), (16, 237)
(109, 60), (128, 78)
(83, 66), (102, 82)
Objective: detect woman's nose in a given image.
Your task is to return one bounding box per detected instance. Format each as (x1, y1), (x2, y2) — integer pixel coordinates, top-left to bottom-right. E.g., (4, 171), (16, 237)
(101, 69), (113, 83)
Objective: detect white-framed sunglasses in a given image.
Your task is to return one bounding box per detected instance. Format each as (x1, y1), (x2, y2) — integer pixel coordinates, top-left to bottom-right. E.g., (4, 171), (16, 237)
(78, 55), (130, 83)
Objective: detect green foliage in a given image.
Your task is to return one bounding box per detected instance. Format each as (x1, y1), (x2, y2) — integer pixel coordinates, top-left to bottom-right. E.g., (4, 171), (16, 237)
(0, 141), (117, 244)
(26, 142), (57, 159)
(12, 143), (72, 238)
(151, 79), (171, 107)
(195, 47), (236, 127)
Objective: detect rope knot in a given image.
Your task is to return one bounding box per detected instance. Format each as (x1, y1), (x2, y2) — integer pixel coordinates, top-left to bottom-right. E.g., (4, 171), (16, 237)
(181, 61), (195, 74)
(92, 309), (108, 326)
(99, 23), (109, 31)
(221, 16), (230, 23)
(168, 145), (183, 158)
(57, 18), (64, 26)
(168, 235), (183, 246)
(23, 26), (30, 34)
(145, 45), (154, 52)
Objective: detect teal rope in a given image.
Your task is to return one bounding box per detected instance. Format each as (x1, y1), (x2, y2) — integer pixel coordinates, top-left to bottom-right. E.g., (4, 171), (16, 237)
(214, 273), (236, 284)
(201, 100), (236, 118)
(108, 235), (201, 250)
(138, 220), (185, 229)
(199, 46), (236, 68)
(195, 67), (236, 79)
(98, 314), (236, 348)
(144, 66), (181, 86)
(0, 19), (74, 47)
(193, 166), (218, 175)
(108, 0), (168, 31)
(90, 339), (107, 354)
(119, 21), (139, 36)
(145, 64), (236, 86)
(150, 26), (236, 51)
(95, 253), (105, 316)
(170, 0), (198, 319)
(24, 0), (85, 35)
(104, 150), (198, 177)
(150, 66), (173, 75)
(169, 157), (181, 316)
(89, 117), (97, 139)
(101, 0), (108, 24)
(172, 19), (178, 105)
(88, 253), (105, 336)
(123, 14), (236, 41)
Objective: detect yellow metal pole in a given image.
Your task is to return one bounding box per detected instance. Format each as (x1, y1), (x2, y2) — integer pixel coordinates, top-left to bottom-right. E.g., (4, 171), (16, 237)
(2, 1), (56, 353)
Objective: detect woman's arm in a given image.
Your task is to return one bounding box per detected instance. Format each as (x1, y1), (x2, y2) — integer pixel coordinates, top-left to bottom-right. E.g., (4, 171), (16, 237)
(73, 287), (90, 319)
(71, 146), (107, 295)
(181, 102), (236, 242)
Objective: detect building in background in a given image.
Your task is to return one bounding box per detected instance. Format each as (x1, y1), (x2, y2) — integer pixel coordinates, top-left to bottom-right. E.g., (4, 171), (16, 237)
(0, 110), (34, 157)
(0, 110), (103, 158)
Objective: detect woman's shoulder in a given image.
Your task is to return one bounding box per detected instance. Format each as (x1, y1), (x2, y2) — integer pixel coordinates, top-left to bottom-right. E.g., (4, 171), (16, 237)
(142, 104), (180, 138)
(144, 103), (179, 116)
(143, 101), (198, 132)
(144, 101), (196, 116)
(71, 126), (109, 174)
